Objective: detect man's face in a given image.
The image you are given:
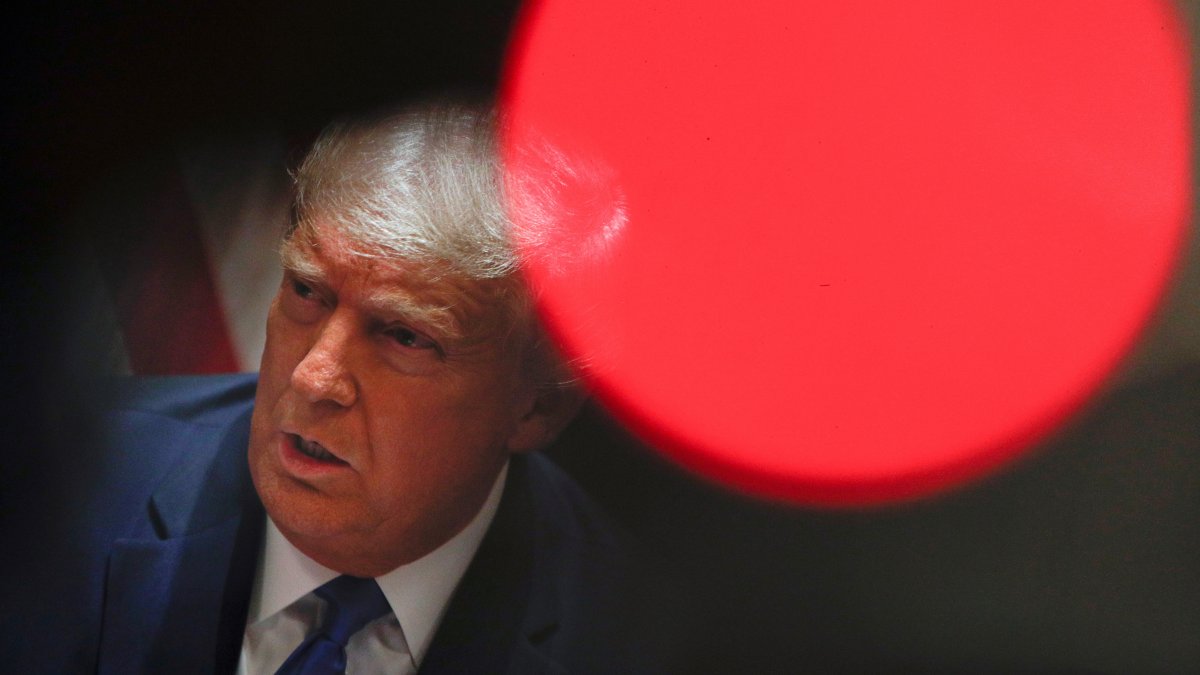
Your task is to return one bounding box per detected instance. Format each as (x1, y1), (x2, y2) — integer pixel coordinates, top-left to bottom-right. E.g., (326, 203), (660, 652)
(248, 223), (539, 576)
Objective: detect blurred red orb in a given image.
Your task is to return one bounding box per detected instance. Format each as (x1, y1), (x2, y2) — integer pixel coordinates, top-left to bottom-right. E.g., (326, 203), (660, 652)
(501, 1), (1191, 504)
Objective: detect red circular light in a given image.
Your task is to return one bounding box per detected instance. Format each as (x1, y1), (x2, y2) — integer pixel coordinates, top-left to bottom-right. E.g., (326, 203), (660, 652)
(501, 1), (1191, 504)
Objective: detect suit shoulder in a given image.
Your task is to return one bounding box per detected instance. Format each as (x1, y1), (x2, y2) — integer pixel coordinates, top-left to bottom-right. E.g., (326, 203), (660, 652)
(523, 452), (630, 552)
(103, 373), (258, 425)
(92, 374), (257, 501)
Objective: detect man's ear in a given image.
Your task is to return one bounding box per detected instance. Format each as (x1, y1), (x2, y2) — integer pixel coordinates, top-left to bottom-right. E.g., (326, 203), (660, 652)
(506, 383), (589, 453)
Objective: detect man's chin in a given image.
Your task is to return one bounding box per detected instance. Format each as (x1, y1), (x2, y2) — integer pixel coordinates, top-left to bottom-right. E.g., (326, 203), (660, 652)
(267, 503), (405, 576)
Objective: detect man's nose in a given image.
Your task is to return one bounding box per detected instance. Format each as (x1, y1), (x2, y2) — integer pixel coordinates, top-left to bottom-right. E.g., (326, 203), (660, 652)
(290, 312), (359, 407)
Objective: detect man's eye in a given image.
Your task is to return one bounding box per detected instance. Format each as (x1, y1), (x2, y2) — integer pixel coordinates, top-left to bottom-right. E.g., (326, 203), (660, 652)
(278, 275), (326, 324)
(291, 279), (317, 300)
(386, 326), (438, 351)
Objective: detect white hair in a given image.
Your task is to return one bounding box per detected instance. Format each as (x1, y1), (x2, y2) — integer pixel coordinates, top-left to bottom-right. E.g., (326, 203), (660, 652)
(286, 100), (626, 386)
(291, 101), (517, 280)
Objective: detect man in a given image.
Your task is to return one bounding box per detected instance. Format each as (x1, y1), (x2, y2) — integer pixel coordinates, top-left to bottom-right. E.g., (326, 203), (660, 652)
(8, 102), (655, 674)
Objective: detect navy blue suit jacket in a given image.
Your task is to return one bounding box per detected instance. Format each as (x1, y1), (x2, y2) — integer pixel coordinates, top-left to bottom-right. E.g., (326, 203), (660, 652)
(4, 374), (651, 674)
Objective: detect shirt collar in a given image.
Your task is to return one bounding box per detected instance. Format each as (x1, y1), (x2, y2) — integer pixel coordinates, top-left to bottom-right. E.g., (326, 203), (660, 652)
(248, 461), (508, 667)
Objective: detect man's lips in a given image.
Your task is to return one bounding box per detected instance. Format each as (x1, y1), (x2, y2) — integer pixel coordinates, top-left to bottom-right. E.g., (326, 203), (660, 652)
(284, 432), (350, 467)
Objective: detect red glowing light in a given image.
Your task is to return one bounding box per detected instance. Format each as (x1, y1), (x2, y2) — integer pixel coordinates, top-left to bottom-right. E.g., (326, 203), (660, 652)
(501, 1), (1191, 504)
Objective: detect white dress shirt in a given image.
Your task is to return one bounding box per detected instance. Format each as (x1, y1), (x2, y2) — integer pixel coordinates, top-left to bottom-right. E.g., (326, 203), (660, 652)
(236, 463), (508, 675)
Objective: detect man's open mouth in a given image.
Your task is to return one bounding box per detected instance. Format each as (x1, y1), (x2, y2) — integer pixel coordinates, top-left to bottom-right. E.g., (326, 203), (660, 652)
(291, 434), (347, 464)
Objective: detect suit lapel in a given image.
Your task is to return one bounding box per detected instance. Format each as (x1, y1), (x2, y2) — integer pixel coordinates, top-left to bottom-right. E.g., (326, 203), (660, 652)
(419, 456), (563, 674)
(101, 519), (248, 674)
(99, 405), (262, 675)
(507, 641), (570, 675)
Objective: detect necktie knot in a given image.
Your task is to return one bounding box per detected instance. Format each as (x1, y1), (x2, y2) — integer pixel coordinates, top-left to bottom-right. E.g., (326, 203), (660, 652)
(313, 575), (392, 645)
(274, 575), (391, 675)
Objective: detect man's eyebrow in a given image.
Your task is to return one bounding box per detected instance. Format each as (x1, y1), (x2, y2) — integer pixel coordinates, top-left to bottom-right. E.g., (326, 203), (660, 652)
(279, 241), (327, 282)
(361, 290), (464, 341)
(279, 238), (467, 341)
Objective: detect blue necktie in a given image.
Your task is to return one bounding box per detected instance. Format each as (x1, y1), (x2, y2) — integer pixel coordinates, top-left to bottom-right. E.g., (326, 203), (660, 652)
(274, 575), (392, 675)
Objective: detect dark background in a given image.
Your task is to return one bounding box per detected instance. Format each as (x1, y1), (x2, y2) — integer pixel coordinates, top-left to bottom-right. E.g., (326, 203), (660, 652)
(4, 2), (1198, 672)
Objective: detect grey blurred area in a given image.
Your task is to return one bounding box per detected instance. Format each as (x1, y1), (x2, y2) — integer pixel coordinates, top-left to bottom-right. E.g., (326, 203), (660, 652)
(548, 364), (1200, 673)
